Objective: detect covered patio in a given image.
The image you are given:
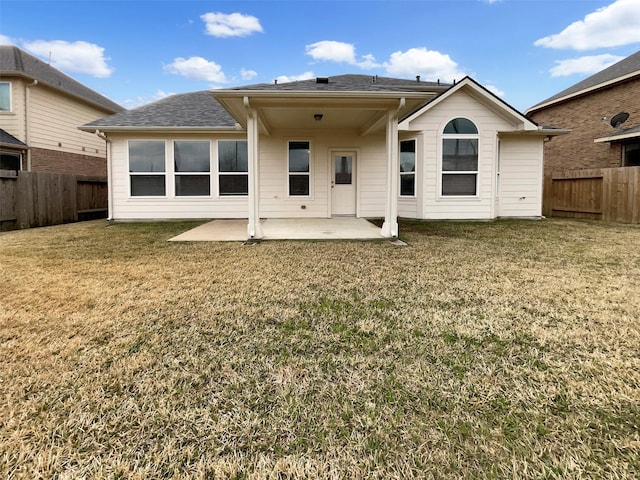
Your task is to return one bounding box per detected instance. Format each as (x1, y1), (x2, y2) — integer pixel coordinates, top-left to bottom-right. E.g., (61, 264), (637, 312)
(169, 217), (384, 242)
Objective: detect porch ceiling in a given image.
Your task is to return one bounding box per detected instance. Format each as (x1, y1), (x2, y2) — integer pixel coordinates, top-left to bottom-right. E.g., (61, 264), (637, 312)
(214, 93), (429, 135)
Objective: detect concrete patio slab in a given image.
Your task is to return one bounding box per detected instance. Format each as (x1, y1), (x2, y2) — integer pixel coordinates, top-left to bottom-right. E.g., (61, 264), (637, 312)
(169, 217), (383, 242)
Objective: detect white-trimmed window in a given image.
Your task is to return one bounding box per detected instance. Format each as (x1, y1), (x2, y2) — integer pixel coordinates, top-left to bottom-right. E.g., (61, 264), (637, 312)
(400, 139), (416, 196)
(288, 141), (310, 196)
(174, 140), (210, 196)
(218, 140), (248, 195)
(0, 83), (10, 112)
(129, 140), (166, 196)
(441, 118), (478, 196)
(0, 151), (21, 171)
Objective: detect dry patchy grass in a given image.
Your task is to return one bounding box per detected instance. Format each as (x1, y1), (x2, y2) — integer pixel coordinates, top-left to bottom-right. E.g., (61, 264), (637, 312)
(1, 218), (639, 479)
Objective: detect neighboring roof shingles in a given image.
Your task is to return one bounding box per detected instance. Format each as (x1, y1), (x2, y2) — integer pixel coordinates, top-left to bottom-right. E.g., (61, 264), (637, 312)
(82, 91), (237, 129)
(529, 50), (640, 112)
(231, 74), (450, 92)
(0, 45), (123, 113)
(0, 128), (28, 148)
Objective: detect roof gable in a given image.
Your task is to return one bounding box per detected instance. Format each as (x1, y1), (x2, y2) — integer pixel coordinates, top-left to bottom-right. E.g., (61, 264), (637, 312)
(399, 76), (538, 131)
(0, 45), (123, 113)
(527, 50), (640, 113)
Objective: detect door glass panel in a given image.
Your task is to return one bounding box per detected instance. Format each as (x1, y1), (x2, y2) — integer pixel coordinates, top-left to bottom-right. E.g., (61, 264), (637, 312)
(335, 156), (352, 185)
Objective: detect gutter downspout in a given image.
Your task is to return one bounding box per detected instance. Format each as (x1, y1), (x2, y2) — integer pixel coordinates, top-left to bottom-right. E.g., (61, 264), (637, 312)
(25, 79), (38, 171)
(94, 130), (113, 221)
(381, 97), (405, 238)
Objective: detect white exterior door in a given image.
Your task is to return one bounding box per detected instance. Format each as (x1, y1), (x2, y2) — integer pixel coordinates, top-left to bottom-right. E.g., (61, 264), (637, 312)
(331, 152), (356, 216)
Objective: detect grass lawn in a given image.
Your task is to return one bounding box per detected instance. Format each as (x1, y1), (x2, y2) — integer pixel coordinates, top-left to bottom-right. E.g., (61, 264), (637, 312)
(1, 218), (639, 479)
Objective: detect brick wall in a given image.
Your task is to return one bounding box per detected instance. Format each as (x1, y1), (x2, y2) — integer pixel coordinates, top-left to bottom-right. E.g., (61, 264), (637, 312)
(529, 77), (640, 173)
(30, 147), (107, 177)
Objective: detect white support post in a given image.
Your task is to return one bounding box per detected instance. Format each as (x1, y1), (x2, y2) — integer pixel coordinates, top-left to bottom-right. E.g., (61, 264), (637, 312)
(245, 98), (263, 239)
(381, 109), (399, 238)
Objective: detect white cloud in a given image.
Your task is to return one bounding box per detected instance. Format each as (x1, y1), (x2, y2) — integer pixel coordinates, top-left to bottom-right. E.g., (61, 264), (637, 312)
(164, 56), (227, 83)
(549, 53), (623, 77)
(0, 34), (15, 45)
(23, 40), (113, 77)
(121, 89), (173, 109)
(275, 71), (315, 84)
(200, 12), (263, 38)
(358, 54), (381, 69)
(534, 0), (640, 50)
(485, 84), (505, 98)
(306, 41), (356, 63)
(240, 68), (258, 81)
(384, 48), (465, 83)
(305, 40), (381, 69)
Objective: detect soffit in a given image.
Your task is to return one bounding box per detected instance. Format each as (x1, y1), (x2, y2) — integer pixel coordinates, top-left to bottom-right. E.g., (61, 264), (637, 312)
(215, 93), (431, 134)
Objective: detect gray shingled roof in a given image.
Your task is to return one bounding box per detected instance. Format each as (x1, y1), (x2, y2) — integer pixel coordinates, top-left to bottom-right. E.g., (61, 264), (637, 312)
(0, 45), (123, 113)
(82, 90), (237, 129)
(232, 74), (449, 92)
(0, 128), (28, 148)
(529, 50), (640, 111)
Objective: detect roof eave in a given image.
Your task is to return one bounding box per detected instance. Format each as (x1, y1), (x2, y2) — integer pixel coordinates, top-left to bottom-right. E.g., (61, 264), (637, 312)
(78, 125), (243, 133)
(498, 127), (571, 136)
(594, 131), (640, 143)
(1, 71), (123, 114)
(212, 89), (439, 99)
(526, 70), (640, 115)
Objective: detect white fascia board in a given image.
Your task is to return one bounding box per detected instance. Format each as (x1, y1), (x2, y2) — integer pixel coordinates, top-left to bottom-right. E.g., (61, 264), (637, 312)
(498, 127), (571, 137)
(594, 131), (640, 143)
(526, 71), (640, 115)
(213, 90), (431, 100)
(77, 125), (243, 133)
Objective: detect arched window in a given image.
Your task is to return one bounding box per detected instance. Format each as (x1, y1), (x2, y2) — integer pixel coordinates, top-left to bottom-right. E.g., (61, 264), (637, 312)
(441, 118), (478, 196)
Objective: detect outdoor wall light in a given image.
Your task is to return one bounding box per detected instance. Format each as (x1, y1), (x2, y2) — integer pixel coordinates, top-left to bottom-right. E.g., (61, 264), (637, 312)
(314, 113), (323, 121)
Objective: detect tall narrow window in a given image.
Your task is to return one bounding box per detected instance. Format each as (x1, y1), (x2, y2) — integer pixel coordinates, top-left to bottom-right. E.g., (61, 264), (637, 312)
(288, 141), (310, 196)
(129, 141), (166, 196)
(442, 118), (478, 196)
(174, 140), (210, 196)
(218, 140), (248, 195)
(400, 139), (416, 196)
(0, 83), (10, 112)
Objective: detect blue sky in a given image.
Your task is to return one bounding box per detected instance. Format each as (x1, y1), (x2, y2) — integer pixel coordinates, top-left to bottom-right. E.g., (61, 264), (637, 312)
(2, 0), (640, 112)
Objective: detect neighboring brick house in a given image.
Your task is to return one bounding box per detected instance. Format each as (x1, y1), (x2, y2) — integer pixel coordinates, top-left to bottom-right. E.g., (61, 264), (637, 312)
(527, 50), (640, 173)
(0, 45), (124, 176)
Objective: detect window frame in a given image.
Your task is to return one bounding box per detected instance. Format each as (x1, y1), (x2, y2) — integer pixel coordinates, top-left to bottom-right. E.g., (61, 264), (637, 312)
(0, 150), (22, 171)
(440, 117), (480, 198)
(399, 138), (417, 197)
(287, 140), (312, 197)
(173, 140), (212, 197)
(0, 82), (11, 112)
(622, 141), (640, 167)
(128, 140), (167, 198)
(217, 139), (248, 197)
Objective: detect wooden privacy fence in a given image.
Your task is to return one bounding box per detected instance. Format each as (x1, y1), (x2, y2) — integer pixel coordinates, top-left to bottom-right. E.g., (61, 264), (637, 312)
(543, 166), (640, 224)
(0, 170), (107, 232)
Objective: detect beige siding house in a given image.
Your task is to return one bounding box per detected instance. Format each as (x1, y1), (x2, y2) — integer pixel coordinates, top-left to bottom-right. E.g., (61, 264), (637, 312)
(0, 45), (124, 175)
(82, 75), (563, 239)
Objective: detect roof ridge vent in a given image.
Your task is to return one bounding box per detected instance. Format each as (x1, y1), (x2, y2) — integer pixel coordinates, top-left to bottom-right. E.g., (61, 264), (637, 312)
(316, 76), (329, 84)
